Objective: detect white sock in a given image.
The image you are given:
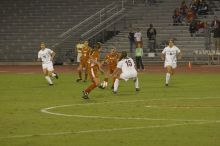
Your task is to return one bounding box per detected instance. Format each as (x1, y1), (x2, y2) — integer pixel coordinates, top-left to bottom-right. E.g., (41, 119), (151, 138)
(52, 73), (56, 78)
(166, 73), (170, 84)
(114, 78), (119, 92)
(134, 77), (139, 88)
(45, 76), (53, 84)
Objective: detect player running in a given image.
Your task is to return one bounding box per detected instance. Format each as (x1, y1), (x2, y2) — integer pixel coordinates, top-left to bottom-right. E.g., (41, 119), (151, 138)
(99, 47), (119, 89)
(76, 40), (91, 82)
(37, 42), (58, 86)
(112, 51), (139, 93)
(82, 42), (103, 99)
(161, 39), (182, 86)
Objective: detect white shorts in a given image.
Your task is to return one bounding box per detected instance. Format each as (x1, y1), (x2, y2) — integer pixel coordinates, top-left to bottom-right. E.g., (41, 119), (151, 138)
(164, 62), (177, 69)
(120, 71), (137, 81)
(77, 53), (82, 63)
(42, 62), (54, 71)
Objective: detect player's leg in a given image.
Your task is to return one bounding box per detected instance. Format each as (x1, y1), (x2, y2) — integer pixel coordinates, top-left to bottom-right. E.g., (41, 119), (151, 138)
(165, 65), (172, 86)
(113, 72), (126, 93)
(43, 69), (53, 85)
(101, 69), (110, 89)
(83, 67), (88, 82)
(76, 64), (83, 82)
(49, 63), (58, 79)
(133, 76), (140, 91)
(82, 68), (100, 99)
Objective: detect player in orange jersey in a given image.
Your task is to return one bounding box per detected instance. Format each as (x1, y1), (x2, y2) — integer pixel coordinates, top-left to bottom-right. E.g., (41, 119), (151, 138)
(99, 47), (119, 89)
(82, 42), (103, 99)
(76, 40), (91, 82)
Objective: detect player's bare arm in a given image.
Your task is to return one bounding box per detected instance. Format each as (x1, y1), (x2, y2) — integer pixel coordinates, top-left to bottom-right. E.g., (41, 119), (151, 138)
(50, 51), (56, 61)
(177, 51), (182, 60)
(160, 53), (165, 60)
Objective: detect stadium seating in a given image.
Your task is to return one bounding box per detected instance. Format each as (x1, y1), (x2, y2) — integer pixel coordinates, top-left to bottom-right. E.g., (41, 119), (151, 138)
(0, 0), (116, 62)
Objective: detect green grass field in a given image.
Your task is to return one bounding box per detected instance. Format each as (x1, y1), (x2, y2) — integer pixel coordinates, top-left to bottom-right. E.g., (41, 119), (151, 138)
(0, 72), (220, 146)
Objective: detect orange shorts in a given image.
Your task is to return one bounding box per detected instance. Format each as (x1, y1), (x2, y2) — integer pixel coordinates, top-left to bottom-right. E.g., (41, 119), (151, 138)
(108, 66), (116, 74)
(89, 66), (99, 80)
(80, 60), (88, 69)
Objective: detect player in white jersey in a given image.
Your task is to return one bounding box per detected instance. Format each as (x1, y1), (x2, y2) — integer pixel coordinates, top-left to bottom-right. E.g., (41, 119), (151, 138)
(161, 39), (182, 86)
(112, 51), (140, 93)
(37, 42), (58, 86)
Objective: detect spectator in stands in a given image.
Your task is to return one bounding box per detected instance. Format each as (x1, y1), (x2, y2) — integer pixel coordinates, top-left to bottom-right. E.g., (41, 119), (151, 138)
(172, 8), (182, 25)
(189, 0), (199, 14)
(211, 16), (220, 30)
(134, 28), (142, 46)
(147, 24), (157, 52)
(197, 1), (208, 15)
(203, 22), (211, 50)
(196, 20), (205, 34)
(180, 0), (188, 18)
(135, 42), (144, 71)
(128, 27), (135, 53)
(189, 19), (198, 37)
(147, 0), (156, 6)
(186, 8), (195, 24)
(212, 23), (220, 51)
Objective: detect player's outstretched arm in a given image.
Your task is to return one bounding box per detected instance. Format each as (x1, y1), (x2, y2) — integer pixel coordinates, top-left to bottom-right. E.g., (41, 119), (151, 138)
(160, 53), (165, 60)
(50, 51), (56, 61)
(177, 51), (182, 60)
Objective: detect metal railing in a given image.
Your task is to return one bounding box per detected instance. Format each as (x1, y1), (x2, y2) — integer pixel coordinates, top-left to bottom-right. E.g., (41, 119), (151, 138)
(59, 2), (116, 38)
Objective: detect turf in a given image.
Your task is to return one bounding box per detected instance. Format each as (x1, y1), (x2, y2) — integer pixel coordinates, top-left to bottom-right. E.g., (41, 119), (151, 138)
(0, 72), (220, 146)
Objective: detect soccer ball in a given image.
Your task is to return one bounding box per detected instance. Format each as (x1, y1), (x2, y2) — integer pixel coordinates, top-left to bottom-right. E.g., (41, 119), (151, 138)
(100, 81), (108, 89)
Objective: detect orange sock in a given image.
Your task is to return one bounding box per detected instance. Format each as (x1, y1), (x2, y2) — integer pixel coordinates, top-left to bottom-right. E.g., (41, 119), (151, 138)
(85, 83), (97, 93)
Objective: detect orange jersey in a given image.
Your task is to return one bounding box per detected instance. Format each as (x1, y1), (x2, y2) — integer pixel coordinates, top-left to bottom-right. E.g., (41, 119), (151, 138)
(104, 52), (119, 68)
(88, 50), (100, 79)
(88, 50), (100, 68)
(80, 46), (91, 62)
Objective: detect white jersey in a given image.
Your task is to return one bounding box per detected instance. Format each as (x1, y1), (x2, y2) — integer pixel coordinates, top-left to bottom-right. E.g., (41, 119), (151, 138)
(38, 48), (54, 64)
(162, 45), (180, 67)
(117, 57), (137, 81)
(134, 32), (142, 42)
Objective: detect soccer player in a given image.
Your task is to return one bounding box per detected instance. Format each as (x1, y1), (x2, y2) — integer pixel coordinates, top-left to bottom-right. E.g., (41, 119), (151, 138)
(76, 40), (91, 82)
(37, 42), (58, 86)
(160, 39), (182, 86)
(75, 40), (84, 64)
(82, 42), (103, 99)
(112, 51), (139, 93)
(99, 47), (119, 89)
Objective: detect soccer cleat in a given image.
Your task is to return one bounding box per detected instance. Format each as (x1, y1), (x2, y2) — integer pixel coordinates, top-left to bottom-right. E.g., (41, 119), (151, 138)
(112, 91), (117, 94)
(76, 78), (82, 82)
(54, 73), (59, 79)
(98, 85), (105, 89)
(165, 83), (168, 86)
(82, 91), (89, 99)
(136, 88), (140, 91)
(83, 80), (87, 82)
(49, 84), (54, 86)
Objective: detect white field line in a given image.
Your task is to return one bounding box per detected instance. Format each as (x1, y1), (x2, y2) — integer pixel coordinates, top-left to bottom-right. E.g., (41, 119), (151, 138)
(145, 105), (220, 108)
(41, 96), (220, 122)
(1, 121), (219, 139)
(0, 97), (219, 140)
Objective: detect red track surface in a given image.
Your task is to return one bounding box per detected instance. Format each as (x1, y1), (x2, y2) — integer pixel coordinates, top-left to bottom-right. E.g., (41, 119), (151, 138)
(0, 65), (220, 74)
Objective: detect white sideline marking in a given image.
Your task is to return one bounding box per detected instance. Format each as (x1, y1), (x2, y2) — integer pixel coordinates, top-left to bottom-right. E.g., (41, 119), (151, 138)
(1, 121), (219, 139)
